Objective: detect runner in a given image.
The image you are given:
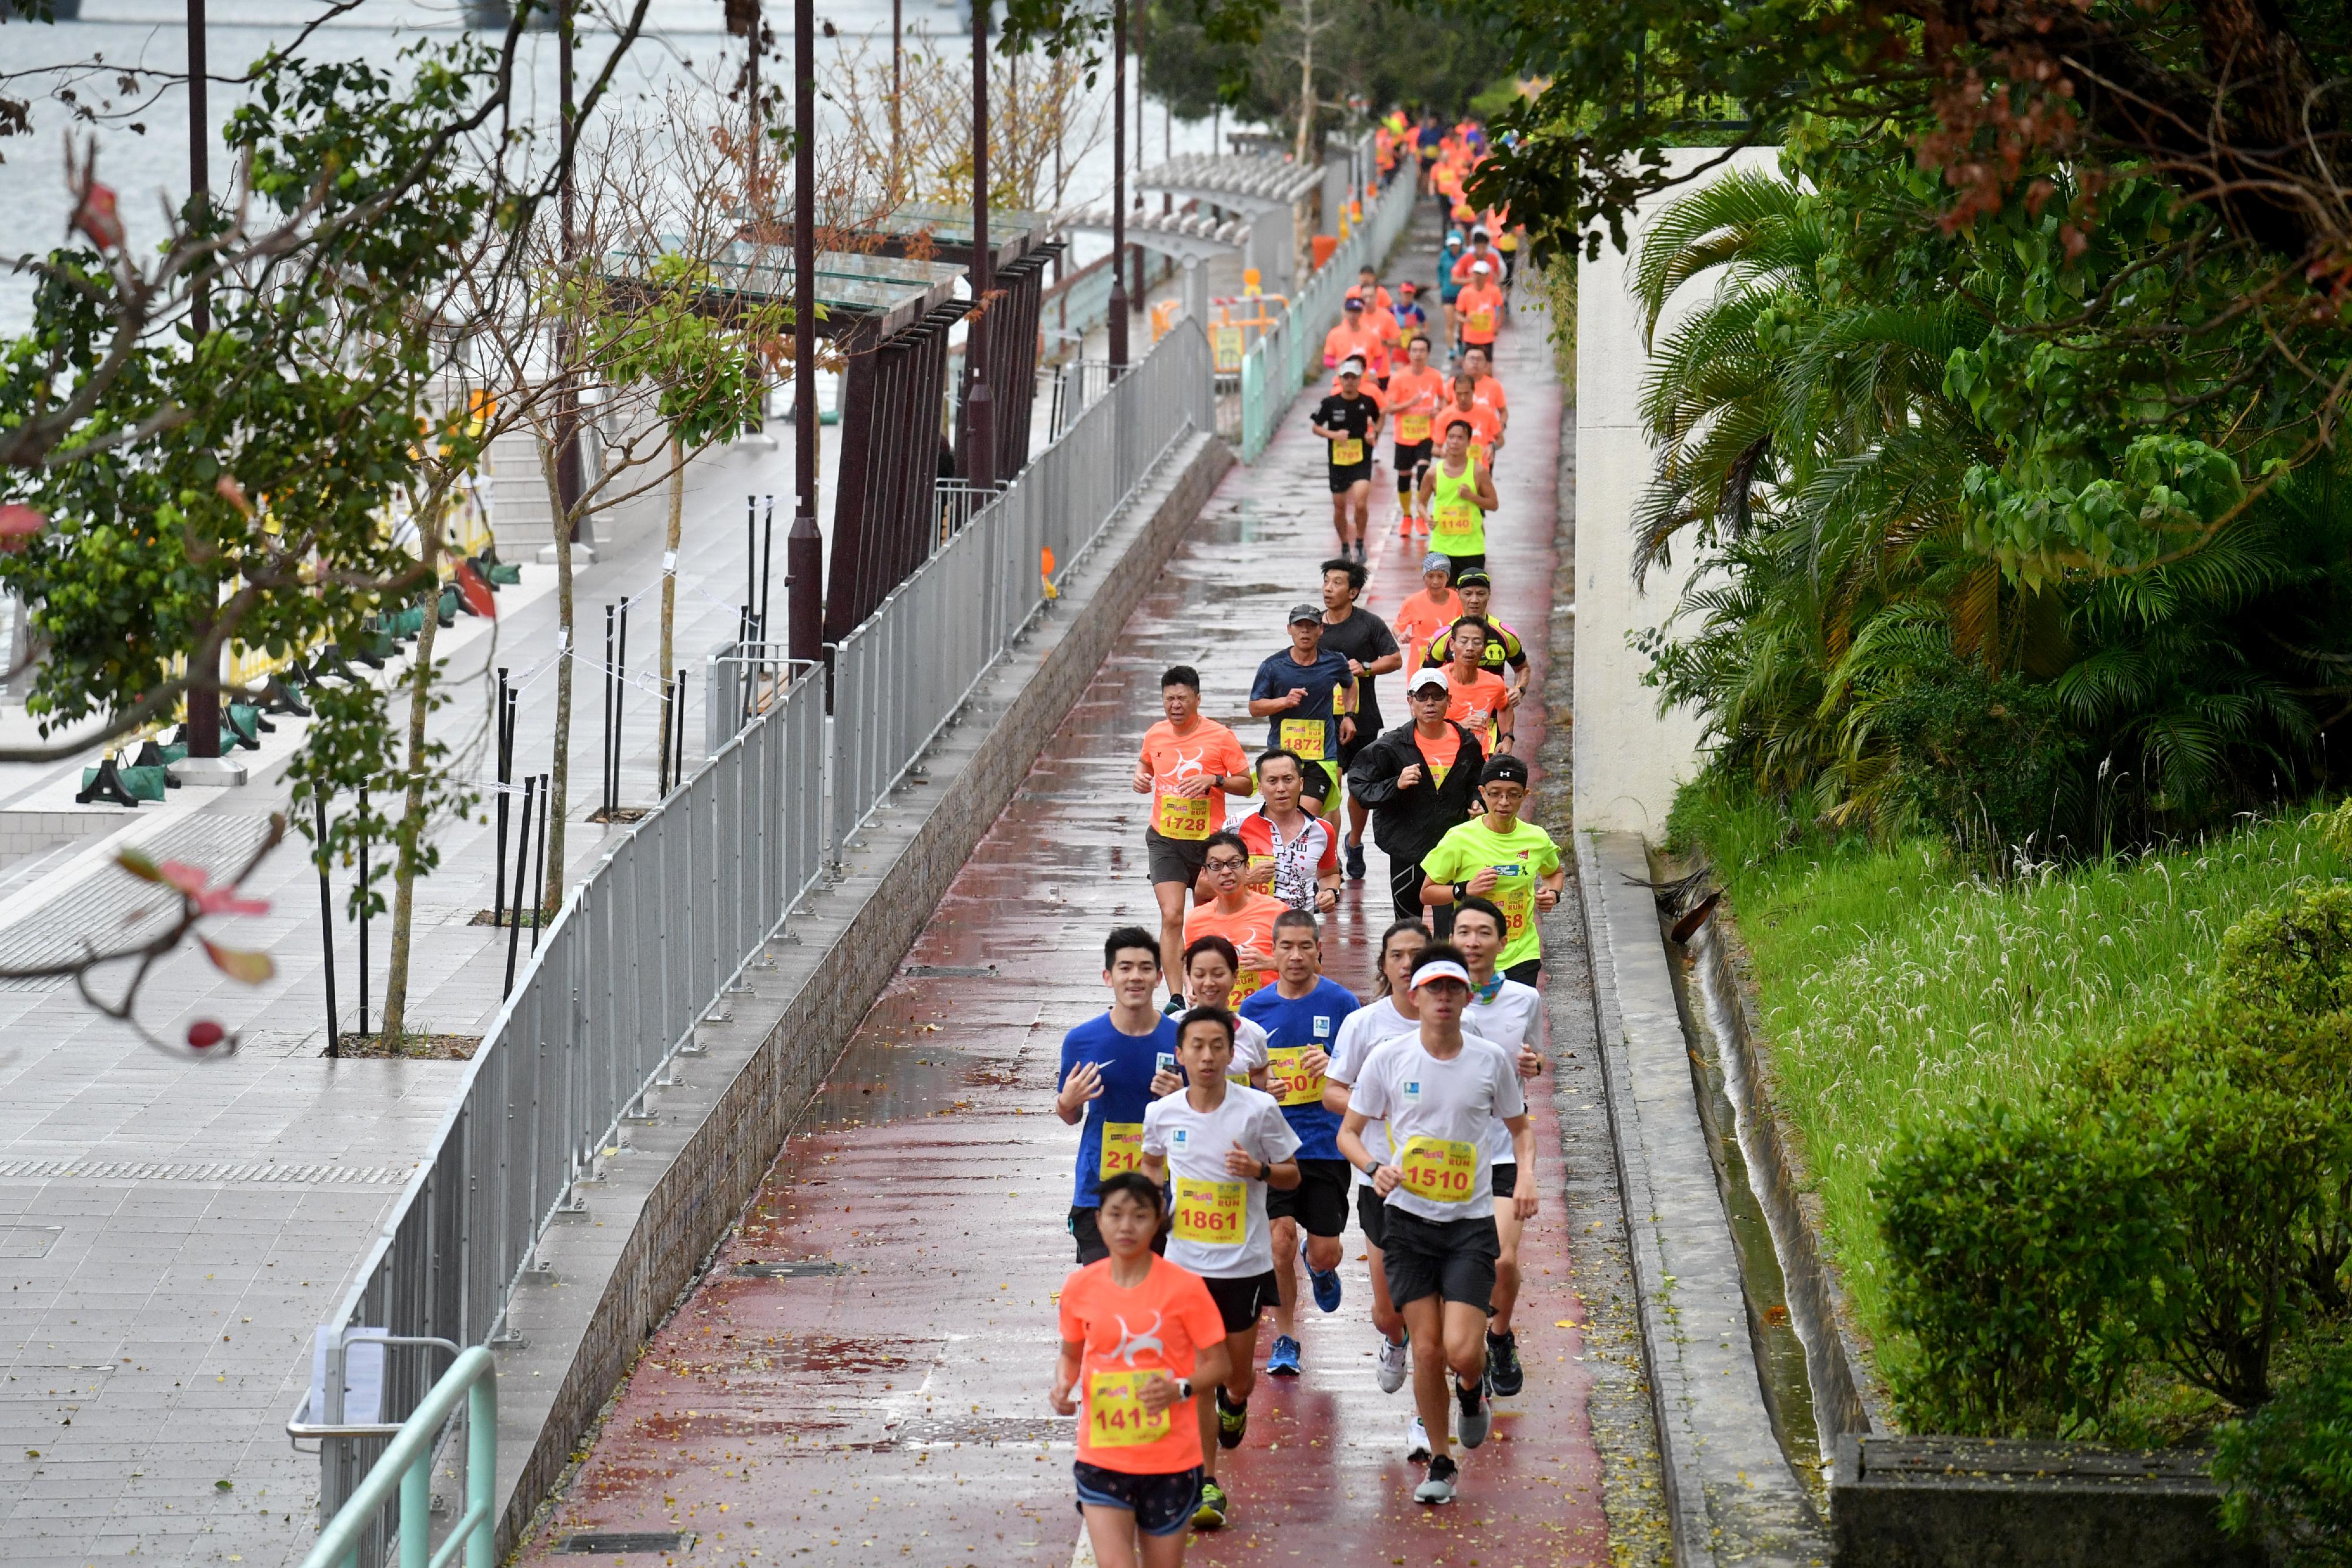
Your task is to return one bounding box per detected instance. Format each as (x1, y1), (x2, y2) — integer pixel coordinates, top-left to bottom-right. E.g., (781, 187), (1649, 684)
(1056, 928), (1186, 1263)
(1449, 226), (1502, 291)
(1391, 285), (1430, 371)
(1439, 618), (1515, 755)
(1139, 1007), (1303, 1530)
(1238, 910), (1361, 1377)
(1423, 570), (1529, 700)
(1051, 1169), (1233, 1566)
(1420, 414), (1499, 578)
(1315, 556), (1403, 881)
(1347, 666), (1485, 921)
(1337, 947), (1536, 1505)
(1233, 748), (1340, 914)
(1185, 832), (1285, 1003)
(1182, 934), (1271, 1088)
(1309, 360), (1383, 564)
(1435, 230), (1467, 342)
(1247, 603), (1356, 814)
(1418, 755), (1565, 983)
(1455, 260), (1506, 360)
(1438, 374), (1504, 473)
(1320, 296), (1390, 384)
(1134, 665), (1256, 989)
(1461, 344), (1510, 441)
(1393, 553), (1463, 675)
(1382, 336), (1446, 539)
(1415, 112), (1442, 193)
(1354, 279), (1400, 380)
(1353, 264), (1394, 315)
(1319, 921), (1431, 1413)
(1446, 895), (1545, 1398)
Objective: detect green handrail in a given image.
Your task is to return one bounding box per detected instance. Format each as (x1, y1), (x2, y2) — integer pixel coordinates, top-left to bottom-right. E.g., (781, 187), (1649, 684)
(302, 1345), (497, 1568)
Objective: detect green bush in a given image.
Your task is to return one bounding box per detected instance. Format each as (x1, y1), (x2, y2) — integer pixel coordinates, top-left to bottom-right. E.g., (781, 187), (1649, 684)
(2216, 885), (2352, 1017)
(2215, 1341), (2352, 1566)
(1877, 1099), (2171, 1435)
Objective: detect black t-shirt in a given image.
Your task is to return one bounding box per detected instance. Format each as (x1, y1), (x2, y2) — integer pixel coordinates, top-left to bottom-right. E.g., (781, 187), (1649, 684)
(1313, 394), (1380, 469)
(1317, 606), (1402, 734)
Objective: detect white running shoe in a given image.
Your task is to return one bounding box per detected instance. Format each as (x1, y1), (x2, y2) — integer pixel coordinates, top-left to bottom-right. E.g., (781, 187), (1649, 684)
(1406, 1415), (1432, 1462)
(1376, 1335), (1409, 1394)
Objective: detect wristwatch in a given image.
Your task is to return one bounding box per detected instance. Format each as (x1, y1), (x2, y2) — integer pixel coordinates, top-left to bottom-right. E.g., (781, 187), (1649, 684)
(1255, 1158), (1271, 1182)
(1175, 1377), (1195, 1400)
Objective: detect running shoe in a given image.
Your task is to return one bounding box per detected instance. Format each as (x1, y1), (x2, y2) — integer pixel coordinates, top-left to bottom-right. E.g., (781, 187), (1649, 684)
(1267, 1333), (1302, 1378)
(1376, 1333), (1409, 1393)
(1192, 1479), (1228, 1530)
(1414, 1455), (1459, 1505)
(1485, 1329), (1524, 1398)
(1405, 1415), (1432, 1462)
(1217, 1390), (1248, 1449)
(1456, 1378), (1491, 1449)
(1345, 841), (1367, 881)
(1303, 1237), (1343, 1312)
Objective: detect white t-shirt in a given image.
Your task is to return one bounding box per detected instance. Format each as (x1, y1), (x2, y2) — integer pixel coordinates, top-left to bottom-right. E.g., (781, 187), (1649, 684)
(1465, 978), (1542, 1164)
(1349, 1032), (1527, 1225)
(1328, 996), (1414, 1183)
(1229, 1015), (1269, 1083)
(1142, 1084), (1302, 1278)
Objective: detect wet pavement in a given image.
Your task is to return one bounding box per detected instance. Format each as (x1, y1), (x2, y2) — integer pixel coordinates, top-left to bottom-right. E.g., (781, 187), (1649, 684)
(519, 203), (1609, 1567)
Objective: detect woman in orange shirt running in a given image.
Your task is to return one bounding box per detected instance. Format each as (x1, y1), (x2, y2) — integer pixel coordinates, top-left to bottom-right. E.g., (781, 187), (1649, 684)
(1440, 619), (1515, 754)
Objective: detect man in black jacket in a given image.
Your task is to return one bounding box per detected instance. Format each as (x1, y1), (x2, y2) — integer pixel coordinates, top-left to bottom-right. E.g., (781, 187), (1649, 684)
(1345, 666), (1487, 922)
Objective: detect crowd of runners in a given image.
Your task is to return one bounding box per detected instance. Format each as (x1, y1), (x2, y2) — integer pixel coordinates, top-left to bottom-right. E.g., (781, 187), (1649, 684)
(1048, 116), (1568, 1567)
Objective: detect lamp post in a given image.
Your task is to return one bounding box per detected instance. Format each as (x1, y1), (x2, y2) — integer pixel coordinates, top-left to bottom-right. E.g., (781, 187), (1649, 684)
(965, 0), (993, 487)
(182, 0), (226, 771)
(787, 0), (823, 667)
(1106, 0), (1127, 372)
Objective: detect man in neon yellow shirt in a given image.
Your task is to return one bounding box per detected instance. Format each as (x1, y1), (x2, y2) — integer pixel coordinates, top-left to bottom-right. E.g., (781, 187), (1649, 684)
(1417, 755), (1563, 980)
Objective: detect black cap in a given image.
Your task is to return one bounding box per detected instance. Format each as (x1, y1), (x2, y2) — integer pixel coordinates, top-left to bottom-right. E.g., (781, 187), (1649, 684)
(1481, 754), (1530, 786)
(1455, 569), (1492, 589)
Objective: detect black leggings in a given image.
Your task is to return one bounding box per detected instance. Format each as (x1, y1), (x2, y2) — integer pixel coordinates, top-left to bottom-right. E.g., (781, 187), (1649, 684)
(1389, 859), (1426, 924)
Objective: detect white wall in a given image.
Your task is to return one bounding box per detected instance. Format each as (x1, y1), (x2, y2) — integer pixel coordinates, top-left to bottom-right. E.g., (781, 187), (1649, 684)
(1572, 145), (1782, 841)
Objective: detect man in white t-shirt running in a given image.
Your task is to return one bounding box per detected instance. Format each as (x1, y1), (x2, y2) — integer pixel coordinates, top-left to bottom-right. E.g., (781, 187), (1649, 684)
(1338, 947), (1535, 1506)
(1141, 1007), (1302, 1532)
(1448, 895), (1544, 1398)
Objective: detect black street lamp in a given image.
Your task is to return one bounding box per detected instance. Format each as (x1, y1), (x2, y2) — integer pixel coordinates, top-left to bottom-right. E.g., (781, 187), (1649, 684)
(1107, 0), (1127, 372)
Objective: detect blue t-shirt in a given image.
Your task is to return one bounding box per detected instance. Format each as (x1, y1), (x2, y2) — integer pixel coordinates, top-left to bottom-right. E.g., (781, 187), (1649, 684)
(1240, 977), (1360, 1159)
(1250, 648), (1356, 767)
(1057, 1011), (1179, 1209)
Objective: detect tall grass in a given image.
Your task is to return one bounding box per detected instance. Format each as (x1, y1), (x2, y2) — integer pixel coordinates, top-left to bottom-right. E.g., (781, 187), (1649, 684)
(1671, 782), (2352, 1357)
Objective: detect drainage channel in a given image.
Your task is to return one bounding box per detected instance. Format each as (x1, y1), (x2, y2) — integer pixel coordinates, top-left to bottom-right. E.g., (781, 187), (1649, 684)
(1663, 904), (1842, 1503)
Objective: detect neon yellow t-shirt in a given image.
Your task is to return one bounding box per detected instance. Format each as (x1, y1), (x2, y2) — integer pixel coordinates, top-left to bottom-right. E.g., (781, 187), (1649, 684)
(1419, 816), (1562, 972)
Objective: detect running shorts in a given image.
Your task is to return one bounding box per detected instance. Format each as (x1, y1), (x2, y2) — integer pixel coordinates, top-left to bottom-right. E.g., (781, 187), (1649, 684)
(1301, 758), (1341, 808)
(1438, 550), (1486, 579)
(1380, 1208), (1501, 1312)
(1144, 828), (1210, 888)
(1394, 440), (1432, 492)
(1389, 860), (1427, 924)
(1266, 1158), (1351, 1237)
(1073, 1462), (1204, 1537)
(1492, 1162), (1518, 1199)
(1505, 958), (1541, 986)
(1356, 1181), (1389, 1251)
(1070, 1205), (1169, 1266)
(1328, 461), (1374, 494)
(1202, 1269), (1281, 1334)
(1337, 722), (1376, 772)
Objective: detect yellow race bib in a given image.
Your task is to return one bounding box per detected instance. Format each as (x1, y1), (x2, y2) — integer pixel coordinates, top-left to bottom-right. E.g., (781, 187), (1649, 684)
(1399, 413), (1432, 443)
(1229, 967), (1272, 1003)
(1098, 1121), (1144, 1179)
(1492, 872), (1533, 937)
(1331, 436), (1365, 466)
(1469, 309), (1495, 334)
(1086, 1369), (1171, 1448)
(1267, 1046), (1325, 1108)
(1399, 1135), (1479, 1203)
(1435, 498), (1476, 527)
(1278, 718), (1326, 760)
(1172, 1176), (1247, 1245)
(1152, 791), (1212, 840)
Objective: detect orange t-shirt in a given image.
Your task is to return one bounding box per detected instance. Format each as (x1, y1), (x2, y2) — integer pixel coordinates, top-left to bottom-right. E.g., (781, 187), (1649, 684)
(1450, 250), (1502, 284)
(1456, 283), (1505, 345)
(1414, 722), (1466, 788)
(1445, 667), (1511, 748)
(1059, 1256), (1226, 1473)
(1383, 367), (1448, 446)
(1469, 373), (1509, 419)
(1139, 719), (1251, 842)
(1185, 893), (1285, 1001)
(1436, 402), (1503, 463)
(1394, 587), (1464, 673)
(1359, 304), (1400, 349)
(1322, 321), (1389, 376)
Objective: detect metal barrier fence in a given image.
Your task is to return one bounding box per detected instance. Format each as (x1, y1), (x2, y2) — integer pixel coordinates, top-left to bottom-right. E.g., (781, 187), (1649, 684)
(830, 320), (1214, 855)
(1237, 176), (1419, 462)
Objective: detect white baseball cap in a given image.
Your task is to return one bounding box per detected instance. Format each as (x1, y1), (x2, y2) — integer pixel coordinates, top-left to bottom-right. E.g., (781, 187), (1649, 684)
(1471, 259), (1492, 274)
(1411, 959), (1473, 990)
(1406, 667), (1449, 695)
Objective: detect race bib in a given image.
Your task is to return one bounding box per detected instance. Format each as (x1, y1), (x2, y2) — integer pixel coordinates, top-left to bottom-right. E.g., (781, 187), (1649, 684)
(1086, 1369), (1172, 1449)
(1098, 1121), (1144, 1179)
(1469, 309), (1495, 334)
(1267, 1046), (1325, 1108)
(1399, 1135), (1479, 1203)
(1492, 871), (1533, 937)
(1153, 792), (1211, 840)
(1229, 965), (1273, 1004)
(1435, 499), (1477, 528)
(1172, 1176), (1247, 1245)
(1399, 413), (1432, 443)
(1331, 436), (1365, 466)
(1278, 718), (1326, 761)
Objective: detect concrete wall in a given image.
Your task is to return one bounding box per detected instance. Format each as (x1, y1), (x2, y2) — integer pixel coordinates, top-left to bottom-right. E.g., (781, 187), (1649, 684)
(1572, 146), (1782, 841)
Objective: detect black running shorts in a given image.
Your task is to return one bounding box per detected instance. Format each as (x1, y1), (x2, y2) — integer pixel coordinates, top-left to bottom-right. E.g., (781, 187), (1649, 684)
(1394, 440), (1432, 491)
(1201, 1269), (1281, 1334)
(1328, 461), (1374, 494)
(1380, 1207), (1500, 1312)
(1265, 1157), (1351, 1237)
(1073, 1462), (1204, 1536)
(1355, 1181), (1388, 1250)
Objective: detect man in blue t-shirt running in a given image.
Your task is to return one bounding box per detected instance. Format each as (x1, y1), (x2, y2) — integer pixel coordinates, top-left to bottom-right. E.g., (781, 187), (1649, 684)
(1054, 925), (1183, 1263)
(1239, 908), (1361, 1377)
(1248, 603), (1357, 815)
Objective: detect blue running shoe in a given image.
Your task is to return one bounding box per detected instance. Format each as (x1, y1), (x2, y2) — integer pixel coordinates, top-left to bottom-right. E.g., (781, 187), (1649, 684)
(1304, 1237), (1343, 1313)
(1267, 1334), (1302, 1378)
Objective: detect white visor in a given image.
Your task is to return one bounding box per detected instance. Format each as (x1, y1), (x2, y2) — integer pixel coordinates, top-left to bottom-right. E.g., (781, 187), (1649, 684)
(1411, 959), (1473, 990)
